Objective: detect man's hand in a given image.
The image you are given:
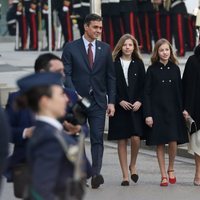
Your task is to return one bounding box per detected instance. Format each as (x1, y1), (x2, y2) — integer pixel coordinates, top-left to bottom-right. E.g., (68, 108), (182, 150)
(107, 104), (115, 117)
(63, 121), (81, 135)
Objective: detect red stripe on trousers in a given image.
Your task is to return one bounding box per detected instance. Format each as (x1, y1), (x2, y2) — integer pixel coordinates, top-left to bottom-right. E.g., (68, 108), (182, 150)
(66, 12), (73, 41)
(130, 12), (135, 36)
(109, 18), (114, 50)
(177, 14), (184, 55)
(31, 13), (37, 49)
(136, 16), (144, 49)
(155, 12), (161, 39)
(22, 15), (27, 49)
(145, 13), (151, 52)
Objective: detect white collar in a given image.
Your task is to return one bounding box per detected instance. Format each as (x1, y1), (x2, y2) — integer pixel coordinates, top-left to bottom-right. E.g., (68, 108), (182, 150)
(36, 115), (63, 131)
(82, 35), (96, 47)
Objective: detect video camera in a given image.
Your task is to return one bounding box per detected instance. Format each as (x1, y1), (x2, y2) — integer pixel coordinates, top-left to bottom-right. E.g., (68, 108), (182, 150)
(65, 97), (91, 125)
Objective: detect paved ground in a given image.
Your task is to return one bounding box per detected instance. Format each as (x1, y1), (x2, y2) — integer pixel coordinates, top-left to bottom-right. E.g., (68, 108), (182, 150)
(0, 141), (199, 200)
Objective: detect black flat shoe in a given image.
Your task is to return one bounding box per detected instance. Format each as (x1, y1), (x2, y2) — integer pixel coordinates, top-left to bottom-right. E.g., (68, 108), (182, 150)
(131, 174), (139, 183)
(91, 174), (104, 189)
(121, 180), (129, 186)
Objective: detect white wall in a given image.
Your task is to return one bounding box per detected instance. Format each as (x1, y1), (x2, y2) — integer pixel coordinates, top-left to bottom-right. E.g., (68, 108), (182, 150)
(185, 0), (199, 14)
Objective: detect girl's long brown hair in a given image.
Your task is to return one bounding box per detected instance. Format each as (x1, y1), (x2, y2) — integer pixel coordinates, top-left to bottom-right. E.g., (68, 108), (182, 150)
(151, 38), (178, 65)
(112, 34), (142, 61)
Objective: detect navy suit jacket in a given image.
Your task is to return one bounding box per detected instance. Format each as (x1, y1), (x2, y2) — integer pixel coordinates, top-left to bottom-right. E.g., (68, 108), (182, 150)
(5, 91), (34, 181)
(28, 121), (76, 200)
(62, 38), (116, 108)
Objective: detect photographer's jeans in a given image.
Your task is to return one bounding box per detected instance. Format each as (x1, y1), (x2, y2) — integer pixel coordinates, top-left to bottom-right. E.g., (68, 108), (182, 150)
(87, 100), (106, 176)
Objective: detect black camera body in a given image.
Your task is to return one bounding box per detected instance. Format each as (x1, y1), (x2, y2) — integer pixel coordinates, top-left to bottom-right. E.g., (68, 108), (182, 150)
(65, 97), (91, 125)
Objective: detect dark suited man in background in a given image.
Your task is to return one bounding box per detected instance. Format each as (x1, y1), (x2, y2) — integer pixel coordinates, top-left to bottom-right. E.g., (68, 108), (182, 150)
(0, 107), (9, 190)
(62, 13), (116, 189)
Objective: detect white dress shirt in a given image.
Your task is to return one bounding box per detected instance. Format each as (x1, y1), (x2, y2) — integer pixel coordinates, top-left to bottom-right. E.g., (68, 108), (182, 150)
(120, 58), (131, 86)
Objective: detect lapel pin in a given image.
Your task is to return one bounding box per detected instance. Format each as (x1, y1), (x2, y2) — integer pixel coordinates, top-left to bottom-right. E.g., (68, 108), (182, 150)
(98, 47), (101, 50)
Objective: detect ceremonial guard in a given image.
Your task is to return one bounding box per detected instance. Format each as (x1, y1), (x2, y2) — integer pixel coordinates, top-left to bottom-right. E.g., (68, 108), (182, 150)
(101, 0), (121, 49)
(14, 0), (28, 50)
(101, 0), (113, 48)
(41, 0), (55, 50)
(151, 0), (172, 43)
(137, 0), (155, 53)
(170, 0), (187, 56)
(29, 0), (38, 50)
(120, 0), (143, 50)
(57, 0), (73, 46)
(72, 0), (90, 36)
(185, 11), (196, 51)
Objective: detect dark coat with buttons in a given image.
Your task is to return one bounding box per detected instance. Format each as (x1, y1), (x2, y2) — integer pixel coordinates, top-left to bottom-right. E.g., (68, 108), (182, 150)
(182, 49), (200, 133)
(108, 58), (146, 140)
(143, 61), (188, 145)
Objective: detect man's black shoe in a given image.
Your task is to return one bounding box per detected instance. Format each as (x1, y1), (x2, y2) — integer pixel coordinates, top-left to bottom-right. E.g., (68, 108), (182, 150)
(91, 174), (104, 189)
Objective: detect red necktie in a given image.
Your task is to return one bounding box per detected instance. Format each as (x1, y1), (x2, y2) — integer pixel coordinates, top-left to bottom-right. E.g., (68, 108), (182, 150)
(88, 43), (93, 68)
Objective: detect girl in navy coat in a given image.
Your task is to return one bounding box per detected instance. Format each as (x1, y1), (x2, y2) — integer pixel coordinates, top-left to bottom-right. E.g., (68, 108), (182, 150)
(144, 38), (188, 186)
(108, 34), (145, 186)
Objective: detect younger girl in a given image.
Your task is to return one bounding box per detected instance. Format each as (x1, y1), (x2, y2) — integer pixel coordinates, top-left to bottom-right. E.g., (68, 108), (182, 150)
(108, 34), (145, 186)
(143, 38), (188, 186)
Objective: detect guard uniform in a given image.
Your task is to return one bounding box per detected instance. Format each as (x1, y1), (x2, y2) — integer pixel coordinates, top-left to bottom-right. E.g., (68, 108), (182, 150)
(137, 0), (154, 53)
(170, 0), (187, 56)
(185, 13), (196, 51)
(152, 0), (172, 43)
(120, 0), (143, 49)
(41, 0), (55, 50)
(101, 0), (121, 49)
(15, 0), (28, 50)
(29, 0), (38, 50)
(72, 0), (90, 36)
(57, 0), (73, 45)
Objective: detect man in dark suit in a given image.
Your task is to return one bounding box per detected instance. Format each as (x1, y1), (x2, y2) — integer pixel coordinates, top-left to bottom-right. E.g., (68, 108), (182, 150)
(0, 107), (9, 189)
(62, 13), (116, 189)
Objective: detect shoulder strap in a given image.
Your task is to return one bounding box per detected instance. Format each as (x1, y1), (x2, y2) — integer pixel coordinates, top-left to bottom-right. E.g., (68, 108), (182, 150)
(54, 129), (86, 180)
(53, 130), (79, 164)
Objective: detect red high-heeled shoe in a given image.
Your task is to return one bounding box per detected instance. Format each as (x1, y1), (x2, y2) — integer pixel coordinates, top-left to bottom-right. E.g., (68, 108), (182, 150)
(160, 177), (168, 186)
(168, 170), (176, 184)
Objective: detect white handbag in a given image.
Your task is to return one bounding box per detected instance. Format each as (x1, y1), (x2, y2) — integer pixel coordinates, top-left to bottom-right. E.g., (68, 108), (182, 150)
(187, 117), (200, 156)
